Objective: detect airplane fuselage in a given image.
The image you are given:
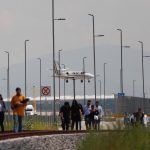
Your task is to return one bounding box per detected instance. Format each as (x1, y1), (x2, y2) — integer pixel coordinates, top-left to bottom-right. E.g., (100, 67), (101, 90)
(58, 71), (94, 80)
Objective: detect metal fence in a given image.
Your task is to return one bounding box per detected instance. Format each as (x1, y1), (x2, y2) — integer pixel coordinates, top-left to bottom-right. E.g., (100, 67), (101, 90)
(113, 96), (150, 114)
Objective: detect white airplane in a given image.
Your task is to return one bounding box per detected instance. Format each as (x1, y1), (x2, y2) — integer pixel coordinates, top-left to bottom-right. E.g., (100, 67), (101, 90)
(54, 62), (94, 83)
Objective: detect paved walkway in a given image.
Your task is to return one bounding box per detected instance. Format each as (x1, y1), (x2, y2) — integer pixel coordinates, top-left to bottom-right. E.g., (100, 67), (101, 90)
(58, 119), (124, 130)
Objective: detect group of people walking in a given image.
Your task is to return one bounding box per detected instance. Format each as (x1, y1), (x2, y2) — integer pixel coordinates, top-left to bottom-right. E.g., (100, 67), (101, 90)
(0, 87), (28, 133)
(0, 86), (103, 133)
(59, 100), (83, 131)
(59, 99), (103, 131)
(1, 87), (149, 133)
(124, 108), (149, 128)
(83, 100), (103, 130)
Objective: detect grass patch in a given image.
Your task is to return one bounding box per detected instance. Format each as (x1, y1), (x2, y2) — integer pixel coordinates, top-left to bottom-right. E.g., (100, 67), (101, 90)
(4, 115), (58, 131)
(78, 128), (150, 150)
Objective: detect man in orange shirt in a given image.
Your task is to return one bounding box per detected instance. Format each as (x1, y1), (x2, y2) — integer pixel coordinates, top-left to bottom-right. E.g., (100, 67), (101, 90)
(11, 87), (27, 133)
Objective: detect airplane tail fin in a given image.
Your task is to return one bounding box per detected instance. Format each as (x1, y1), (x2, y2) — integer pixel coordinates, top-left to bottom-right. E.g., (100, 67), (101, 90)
(54, 61), (61, 75)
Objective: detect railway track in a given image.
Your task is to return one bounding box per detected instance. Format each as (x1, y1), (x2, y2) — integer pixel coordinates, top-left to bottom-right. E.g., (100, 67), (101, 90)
(0, 130), (125, 141)
(0, 130), (87, 141)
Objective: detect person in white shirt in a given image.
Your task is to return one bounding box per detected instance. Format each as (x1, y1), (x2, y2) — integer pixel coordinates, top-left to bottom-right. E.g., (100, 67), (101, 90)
(143, 114), (149, 128)
(95, 101), (103, 130)
(130, 113), (136, 127)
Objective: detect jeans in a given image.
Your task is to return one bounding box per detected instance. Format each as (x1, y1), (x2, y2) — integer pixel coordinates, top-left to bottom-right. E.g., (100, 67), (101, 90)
(13, 115), (23, 133)
(85, 115), (91, 130)
(0, 112), (4, 132)
(95, 119), (101, 130)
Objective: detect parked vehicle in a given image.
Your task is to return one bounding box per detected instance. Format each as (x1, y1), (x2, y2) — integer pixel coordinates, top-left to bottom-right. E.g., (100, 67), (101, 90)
(25, 105), (34, 116)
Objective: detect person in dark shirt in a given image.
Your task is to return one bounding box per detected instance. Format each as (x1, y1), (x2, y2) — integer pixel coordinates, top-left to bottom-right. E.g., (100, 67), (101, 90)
(135, 108), (144, 126)
(71, 100), (81, 130)
(0, 94), (6, 133)
(89, 105), (96, 129)
(59, 102), (70, 131)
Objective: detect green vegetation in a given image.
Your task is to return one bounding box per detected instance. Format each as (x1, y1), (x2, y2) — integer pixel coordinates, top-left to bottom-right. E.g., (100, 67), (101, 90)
(78, 128), (150, 150)
(4, 114), (58, 131)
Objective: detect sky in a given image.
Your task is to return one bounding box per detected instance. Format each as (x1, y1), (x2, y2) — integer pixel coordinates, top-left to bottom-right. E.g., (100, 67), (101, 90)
(0, 0), (150, 98)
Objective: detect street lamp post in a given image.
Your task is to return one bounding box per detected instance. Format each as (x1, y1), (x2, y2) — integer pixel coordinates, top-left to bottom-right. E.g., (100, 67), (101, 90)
(143, 55), (150, 98)
(52, 0), (56, 122)
(83, 57), (87, 105)
(138, 41), (145, 100)
(88, 14), (96, 103)
(88, 14), (104, 104)
(2, 78), (7, 96)
(104, 63), (107, 115)
(25, 40), (29, 97)
(52, 0), (66, 122)
(117, 29), (131, 94)
(99, 80), (102, 101)
(58, 50), (62, 102)
(133, 80), (136, 97)
(117, 29), (123, 94)
(62, 64), (66, 101)
(37, 58), (42, 115)
(4, 51), (10, 103)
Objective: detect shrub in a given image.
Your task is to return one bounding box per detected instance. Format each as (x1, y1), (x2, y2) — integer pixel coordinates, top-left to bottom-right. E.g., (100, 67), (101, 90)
(78, 128), (150, 150)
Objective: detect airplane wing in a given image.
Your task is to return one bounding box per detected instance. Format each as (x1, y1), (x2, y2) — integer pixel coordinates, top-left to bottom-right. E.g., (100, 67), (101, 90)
(68, 74), (94, 80)
(55, 75), (76, 80)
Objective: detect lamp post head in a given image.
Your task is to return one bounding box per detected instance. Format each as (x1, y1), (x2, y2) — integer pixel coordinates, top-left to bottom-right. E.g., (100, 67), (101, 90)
(138, 41), (143, 45)
(83, 57), (87, 60)
(25, 39), (29, 42)
(123, 46), (130, 48)
(37, 58), (41, 61)
(95, 35), (104, 37)
(144, 56), (150, 58)
(117, 29), (122, 32)
(88, 14), (94, 17)
(59, 49), (63, 54)
(4, 51), (9, 54)
(54, 18), (66, 20)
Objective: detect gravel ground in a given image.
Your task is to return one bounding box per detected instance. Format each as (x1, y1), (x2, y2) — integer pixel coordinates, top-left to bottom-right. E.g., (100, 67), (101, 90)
(0, 134), (86, 150)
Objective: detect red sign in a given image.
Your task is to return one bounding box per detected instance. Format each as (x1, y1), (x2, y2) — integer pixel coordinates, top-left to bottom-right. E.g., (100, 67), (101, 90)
(41, 86), (51, 96)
